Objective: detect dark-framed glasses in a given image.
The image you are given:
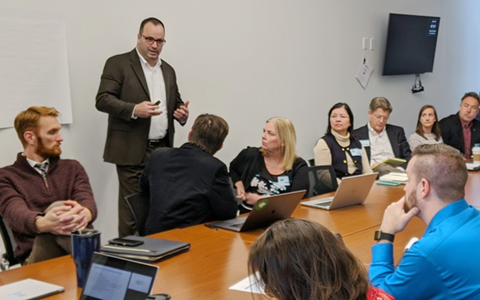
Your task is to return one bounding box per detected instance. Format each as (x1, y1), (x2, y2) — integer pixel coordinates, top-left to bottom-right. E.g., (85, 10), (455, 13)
(142, 35), (166, 46)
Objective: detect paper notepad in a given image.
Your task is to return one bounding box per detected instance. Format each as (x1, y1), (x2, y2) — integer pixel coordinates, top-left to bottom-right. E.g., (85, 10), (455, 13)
(372, 157), (406, 170)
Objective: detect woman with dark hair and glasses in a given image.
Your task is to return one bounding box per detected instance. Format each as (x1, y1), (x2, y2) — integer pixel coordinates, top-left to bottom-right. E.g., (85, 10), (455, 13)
(408, 105), (443, 151)
(314, 102), (372, 181)
(248, 219), (394, 300)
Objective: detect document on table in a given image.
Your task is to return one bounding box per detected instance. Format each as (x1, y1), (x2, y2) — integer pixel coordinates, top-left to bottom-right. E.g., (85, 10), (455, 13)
(229, 274), (265, 294)
(466, 162), (480, 171)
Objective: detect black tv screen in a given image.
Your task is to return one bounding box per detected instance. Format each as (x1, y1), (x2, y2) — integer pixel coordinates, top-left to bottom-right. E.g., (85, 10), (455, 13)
(383, 13), (440, 76)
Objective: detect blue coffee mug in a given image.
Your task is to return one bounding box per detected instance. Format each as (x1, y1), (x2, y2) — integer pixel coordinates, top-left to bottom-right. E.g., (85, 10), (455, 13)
(71, 229), (101, 287)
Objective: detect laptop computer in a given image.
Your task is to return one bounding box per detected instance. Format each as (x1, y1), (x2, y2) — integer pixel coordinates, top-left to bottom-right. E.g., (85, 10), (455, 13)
(210, 190), (306, 232)
(0, 278), (64, 300)
(301, 173), (377, 210)
(80, 252), (158, 300)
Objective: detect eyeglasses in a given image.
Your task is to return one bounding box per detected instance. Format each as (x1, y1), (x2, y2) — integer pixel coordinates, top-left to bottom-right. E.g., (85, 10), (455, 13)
(462, 103), (479, 112)
(330, 114), (350, 119)
(373, 114), (389, 121)
(142, 35), (166, 46)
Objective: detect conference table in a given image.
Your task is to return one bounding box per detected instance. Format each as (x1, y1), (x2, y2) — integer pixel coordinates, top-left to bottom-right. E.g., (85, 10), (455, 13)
(0, 171), (478, 299)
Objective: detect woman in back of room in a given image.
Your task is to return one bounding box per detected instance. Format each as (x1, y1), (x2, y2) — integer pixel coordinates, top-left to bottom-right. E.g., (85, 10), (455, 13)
(408, 105), (442, 151)
(230, 117), (308, 214)
(248, 219), (395, 300)
(314, 102), (372, 181)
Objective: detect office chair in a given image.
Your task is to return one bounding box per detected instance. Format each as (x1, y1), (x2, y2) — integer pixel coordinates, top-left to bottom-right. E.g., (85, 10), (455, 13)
(124, 193), (150, 236)
(0, 215), (19, 270)
(306, 165), (338, 198)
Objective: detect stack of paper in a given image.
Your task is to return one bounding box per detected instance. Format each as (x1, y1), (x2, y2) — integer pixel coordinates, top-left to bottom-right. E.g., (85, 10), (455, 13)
(379, 172), (408, 183)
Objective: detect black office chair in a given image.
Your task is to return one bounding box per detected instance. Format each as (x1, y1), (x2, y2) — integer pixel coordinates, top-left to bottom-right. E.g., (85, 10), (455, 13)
(306, 165), (338, 198)
(0, 215), (19, 270)
(124, 193), (150, 236)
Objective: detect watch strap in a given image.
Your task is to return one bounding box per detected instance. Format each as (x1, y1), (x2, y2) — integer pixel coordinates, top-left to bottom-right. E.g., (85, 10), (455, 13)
(374, 230), (395, 242)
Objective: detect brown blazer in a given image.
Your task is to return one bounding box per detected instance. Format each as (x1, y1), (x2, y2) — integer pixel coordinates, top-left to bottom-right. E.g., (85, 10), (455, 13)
(96, 49), (184, 165)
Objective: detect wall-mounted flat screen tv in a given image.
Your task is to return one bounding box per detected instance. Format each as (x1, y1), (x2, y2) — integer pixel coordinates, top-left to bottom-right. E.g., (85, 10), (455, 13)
(383, 13), (440, 76)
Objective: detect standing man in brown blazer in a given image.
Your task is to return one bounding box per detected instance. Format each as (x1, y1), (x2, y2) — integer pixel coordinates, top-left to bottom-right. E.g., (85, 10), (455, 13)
(96, 17), (190, 237)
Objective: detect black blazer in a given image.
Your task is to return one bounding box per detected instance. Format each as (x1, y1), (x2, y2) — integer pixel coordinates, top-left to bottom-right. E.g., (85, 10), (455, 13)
(354, 124), (411, 167)
(440, 113), (480, 156)
(140, 143), (237, 234)
(96, 49), (184, 165)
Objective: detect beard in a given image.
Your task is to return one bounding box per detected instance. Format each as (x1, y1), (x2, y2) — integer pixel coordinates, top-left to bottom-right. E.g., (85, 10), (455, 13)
(404, 188), (417, 213)
(36, 136), (62, 158)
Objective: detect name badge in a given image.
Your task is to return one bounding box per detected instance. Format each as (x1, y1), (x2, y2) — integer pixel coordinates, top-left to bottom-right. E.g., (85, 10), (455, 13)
(277, 175), (290, 187)
(359, 139), (370, 147)
(350, 148), (362, 157)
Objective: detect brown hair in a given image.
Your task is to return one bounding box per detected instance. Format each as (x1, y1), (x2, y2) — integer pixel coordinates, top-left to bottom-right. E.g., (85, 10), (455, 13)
(369, 97), (392, 113)
(14, 106), (60, 147)
(248, 219), (369, 300)
(188, 114), (229, 155)
(415, 105), (441, 141)
(260, 117), (299, 170)
(412, 144), (467, 202)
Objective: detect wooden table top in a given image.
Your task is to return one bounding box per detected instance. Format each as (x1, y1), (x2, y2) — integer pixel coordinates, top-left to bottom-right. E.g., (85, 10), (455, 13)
(1, 172), (478, 299)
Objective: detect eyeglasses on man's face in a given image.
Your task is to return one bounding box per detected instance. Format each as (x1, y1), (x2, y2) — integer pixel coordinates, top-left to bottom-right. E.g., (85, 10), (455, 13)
(373, 114), (389, 121)
(142, 35), (166, 46)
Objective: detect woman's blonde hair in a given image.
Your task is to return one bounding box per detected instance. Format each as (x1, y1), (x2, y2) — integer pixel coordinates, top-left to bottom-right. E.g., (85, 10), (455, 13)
(261, 117), (298, 170)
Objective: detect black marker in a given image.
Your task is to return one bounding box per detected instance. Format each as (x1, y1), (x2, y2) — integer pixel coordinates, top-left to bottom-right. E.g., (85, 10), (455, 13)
(154, 100), (161, 105)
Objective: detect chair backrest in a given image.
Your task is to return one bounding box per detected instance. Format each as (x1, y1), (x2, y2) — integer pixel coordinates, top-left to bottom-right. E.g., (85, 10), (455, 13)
(306, 165), (338, 198)
(0, 215), (19, 268)
(124, 193), (150, 236)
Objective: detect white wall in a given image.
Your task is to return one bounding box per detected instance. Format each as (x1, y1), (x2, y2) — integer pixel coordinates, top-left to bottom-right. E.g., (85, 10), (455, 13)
(0, 0), (479, 243)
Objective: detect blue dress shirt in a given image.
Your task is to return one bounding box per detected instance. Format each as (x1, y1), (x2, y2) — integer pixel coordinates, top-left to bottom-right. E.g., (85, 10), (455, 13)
(369, 199), (480, 300)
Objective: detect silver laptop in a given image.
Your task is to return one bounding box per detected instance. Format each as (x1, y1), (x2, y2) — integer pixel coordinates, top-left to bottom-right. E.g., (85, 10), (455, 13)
(0, 278), (64, 300)
(210, 190), (306, 232)
(301, 173), (377, 210)
(80, 252), (158, 300)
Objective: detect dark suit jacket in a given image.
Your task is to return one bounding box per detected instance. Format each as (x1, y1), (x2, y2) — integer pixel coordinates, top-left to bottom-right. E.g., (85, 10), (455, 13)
(354, 124), (411, 167)
(140, 143), (237, 234)
(96, 49), (184, 165)
(440, 113), (480, 155)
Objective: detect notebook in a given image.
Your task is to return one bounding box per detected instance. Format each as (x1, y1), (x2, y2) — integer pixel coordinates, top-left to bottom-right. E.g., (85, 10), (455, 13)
(209, 190), (306, 232)
(100, 236), (190, 262)
(301, 173), (377, 210)
(80, 252), (158, 300)
(0, 278), (64, 300)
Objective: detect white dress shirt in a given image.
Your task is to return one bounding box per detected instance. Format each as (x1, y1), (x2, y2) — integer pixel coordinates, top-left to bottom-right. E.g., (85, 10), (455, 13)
(367, 123), (395, 166)
(136, 48), (168, 140)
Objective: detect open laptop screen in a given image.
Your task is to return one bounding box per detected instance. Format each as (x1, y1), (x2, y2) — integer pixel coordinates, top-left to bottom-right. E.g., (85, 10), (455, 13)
(80, 252), (158, 300)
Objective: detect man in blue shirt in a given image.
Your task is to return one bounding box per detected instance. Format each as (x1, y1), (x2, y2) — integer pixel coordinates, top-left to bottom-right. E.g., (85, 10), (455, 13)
(369, 144), (480, 300)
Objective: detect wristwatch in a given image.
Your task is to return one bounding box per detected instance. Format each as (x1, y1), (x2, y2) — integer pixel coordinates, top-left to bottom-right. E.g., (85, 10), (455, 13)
(374, 230), (395, 242)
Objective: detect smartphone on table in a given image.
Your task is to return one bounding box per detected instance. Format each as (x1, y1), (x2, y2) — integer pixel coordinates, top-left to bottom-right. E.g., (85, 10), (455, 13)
(108, 238), (144, 247)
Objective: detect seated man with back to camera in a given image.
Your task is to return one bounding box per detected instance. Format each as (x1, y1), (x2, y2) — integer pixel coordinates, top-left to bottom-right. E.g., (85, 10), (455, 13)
(439, 91), (480, 160)
(140, 114), (237, 234)
(0, 107), (97, 265)
(369, 144), (480, 299)
(354, 97), (411, 176)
